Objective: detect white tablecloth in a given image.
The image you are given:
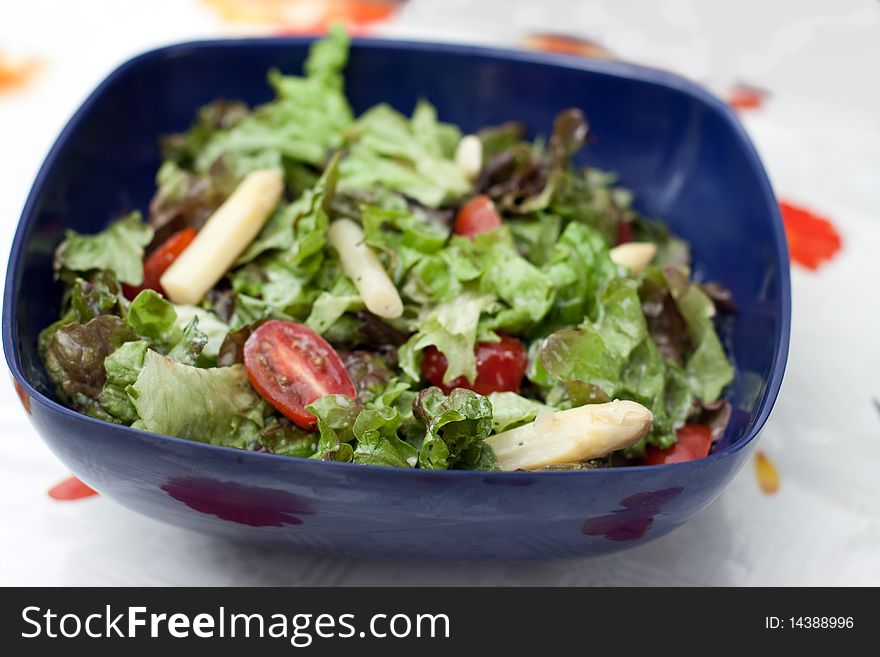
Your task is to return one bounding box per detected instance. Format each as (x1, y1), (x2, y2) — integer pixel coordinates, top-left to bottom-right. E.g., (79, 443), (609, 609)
(1, 0), (878, 586)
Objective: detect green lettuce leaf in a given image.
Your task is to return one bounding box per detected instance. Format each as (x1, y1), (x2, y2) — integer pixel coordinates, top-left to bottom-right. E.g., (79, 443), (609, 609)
(474, 228), (554, 331)
(540, 278), (646, 397)
(539, 221), (617, 333)
(488, 392), (553, 433)
(339, 101), (469, 207)
(352, 407), (418, 468)
(128, 350), (264, 448)
(173, 305), (229, 363)
(98, 339), (149, 423)
(413, 387), (495, 470)
(166, 317), (208, 366)
(193, 25), (352, 178)
(127, 289), (182, 349)
(53, 213), (153, 285)
(307, 394), (361, 461)
(306, 273), (362, 334)
(259, 417), (317, 458)
(665, 268), (734, 402)
(365, 377), (422, 443)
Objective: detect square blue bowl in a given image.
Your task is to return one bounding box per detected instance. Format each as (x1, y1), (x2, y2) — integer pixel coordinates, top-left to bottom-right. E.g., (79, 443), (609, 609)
(3, 38), (790, 560)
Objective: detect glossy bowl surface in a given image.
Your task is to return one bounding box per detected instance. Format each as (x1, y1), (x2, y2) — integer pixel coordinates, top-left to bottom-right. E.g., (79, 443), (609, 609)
(3, 37), (790, 560)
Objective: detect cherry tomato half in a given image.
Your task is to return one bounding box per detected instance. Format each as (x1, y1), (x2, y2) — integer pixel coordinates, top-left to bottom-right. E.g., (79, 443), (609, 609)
(421, 334), (528, 395)
(643, 424), (713, 465)
(123, 227), (198, 299)
(454, 195), (503, 238)
(243, 320), (356, 430)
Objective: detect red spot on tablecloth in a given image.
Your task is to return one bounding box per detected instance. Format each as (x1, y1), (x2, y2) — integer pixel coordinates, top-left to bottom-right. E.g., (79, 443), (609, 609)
(727, 83), (769, 111)
(524, 33), (616, 59)
(204, 0), (404, 34)
(162, 476), (314, 527)
(582, 487), (683, 542)
(48, 476), (98, 501)
(0, 52), (43, 95)
(779, 201), (842, 270)
(11, 378), (31, 415)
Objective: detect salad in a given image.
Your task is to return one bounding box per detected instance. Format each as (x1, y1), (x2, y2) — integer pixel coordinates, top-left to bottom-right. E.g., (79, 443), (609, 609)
(39, 28), (734, 471)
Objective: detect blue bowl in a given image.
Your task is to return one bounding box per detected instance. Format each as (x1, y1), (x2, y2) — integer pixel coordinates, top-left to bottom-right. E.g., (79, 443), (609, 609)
(3, 38), (790, 560)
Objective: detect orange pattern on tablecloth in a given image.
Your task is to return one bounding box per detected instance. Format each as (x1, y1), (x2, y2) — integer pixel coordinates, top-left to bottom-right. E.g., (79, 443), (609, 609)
(12, 378), (31, 415)
(524, 33), (616, 59)
(0, 52), (42, 95)
(204, 0), (404, 34)
(755, 451), (780, 495)
(48, 476), (98, 501)
(727, 83), (769, 111)
(779, 201), (842, 270)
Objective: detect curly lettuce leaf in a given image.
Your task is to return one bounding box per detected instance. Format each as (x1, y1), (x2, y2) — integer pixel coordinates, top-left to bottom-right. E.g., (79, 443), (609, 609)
(259, 417), (317, 458)
(307, 394), (361, 461)
(474, 229), (554, 331)
(193, 25), (352, 177)
(308, 393), (361, 445)
(539, 221), (617, 332)
(42, 316), (135, 418)
(53, 213), (152, 286)
(665, 268), (734, 402)
(352, 407), (418, 468)
(339, 101), (469, 207)
(540, 278), (646, 397)
(306, 272), (362, 334)
(127, 289), (182, 350)
(39, 270), (130, 357)
(540, 277), (690, 447)
(166, 317), (208, 366)
(98, 339), (149, 423)
(173, 305), (229, 364)
(413, 387), (495, 470)
(128, 350), (263, 448)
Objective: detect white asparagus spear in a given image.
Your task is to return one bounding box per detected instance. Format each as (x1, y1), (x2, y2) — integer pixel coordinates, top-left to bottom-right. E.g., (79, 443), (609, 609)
(327, 218), (404, 319)
(454, 134), (483, 180)
(609, 242), (657, 275)
(486, 400), (653, 471)
(160, 169), (283, 305)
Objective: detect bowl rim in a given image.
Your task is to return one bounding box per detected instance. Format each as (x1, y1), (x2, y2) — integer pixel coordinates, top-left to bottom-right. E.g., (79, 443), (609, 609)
(2, 35), (791, 478)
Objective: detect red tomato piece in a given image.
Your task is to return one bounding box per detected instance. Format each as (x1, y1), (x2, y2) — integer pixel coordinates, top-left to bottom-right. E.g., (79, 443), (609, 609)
(616, 221), (635, 245)
(421, 334), (528, 395)
(243, 320), (356, 430)
(454, 195), (503, 237)
(123, 227), (198, 299)
(644, 424), (713, 465)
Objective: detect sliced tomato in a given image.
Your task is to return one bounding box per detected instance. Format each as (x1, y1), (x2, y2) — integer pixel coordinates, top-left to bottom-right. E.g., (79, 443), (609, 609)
(454, 195), (503, 238)
(123, 227), (198, 299)
(644, 424), (713, 465)
(243, 320), (356, 430)
(421, 334), (528, 395)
